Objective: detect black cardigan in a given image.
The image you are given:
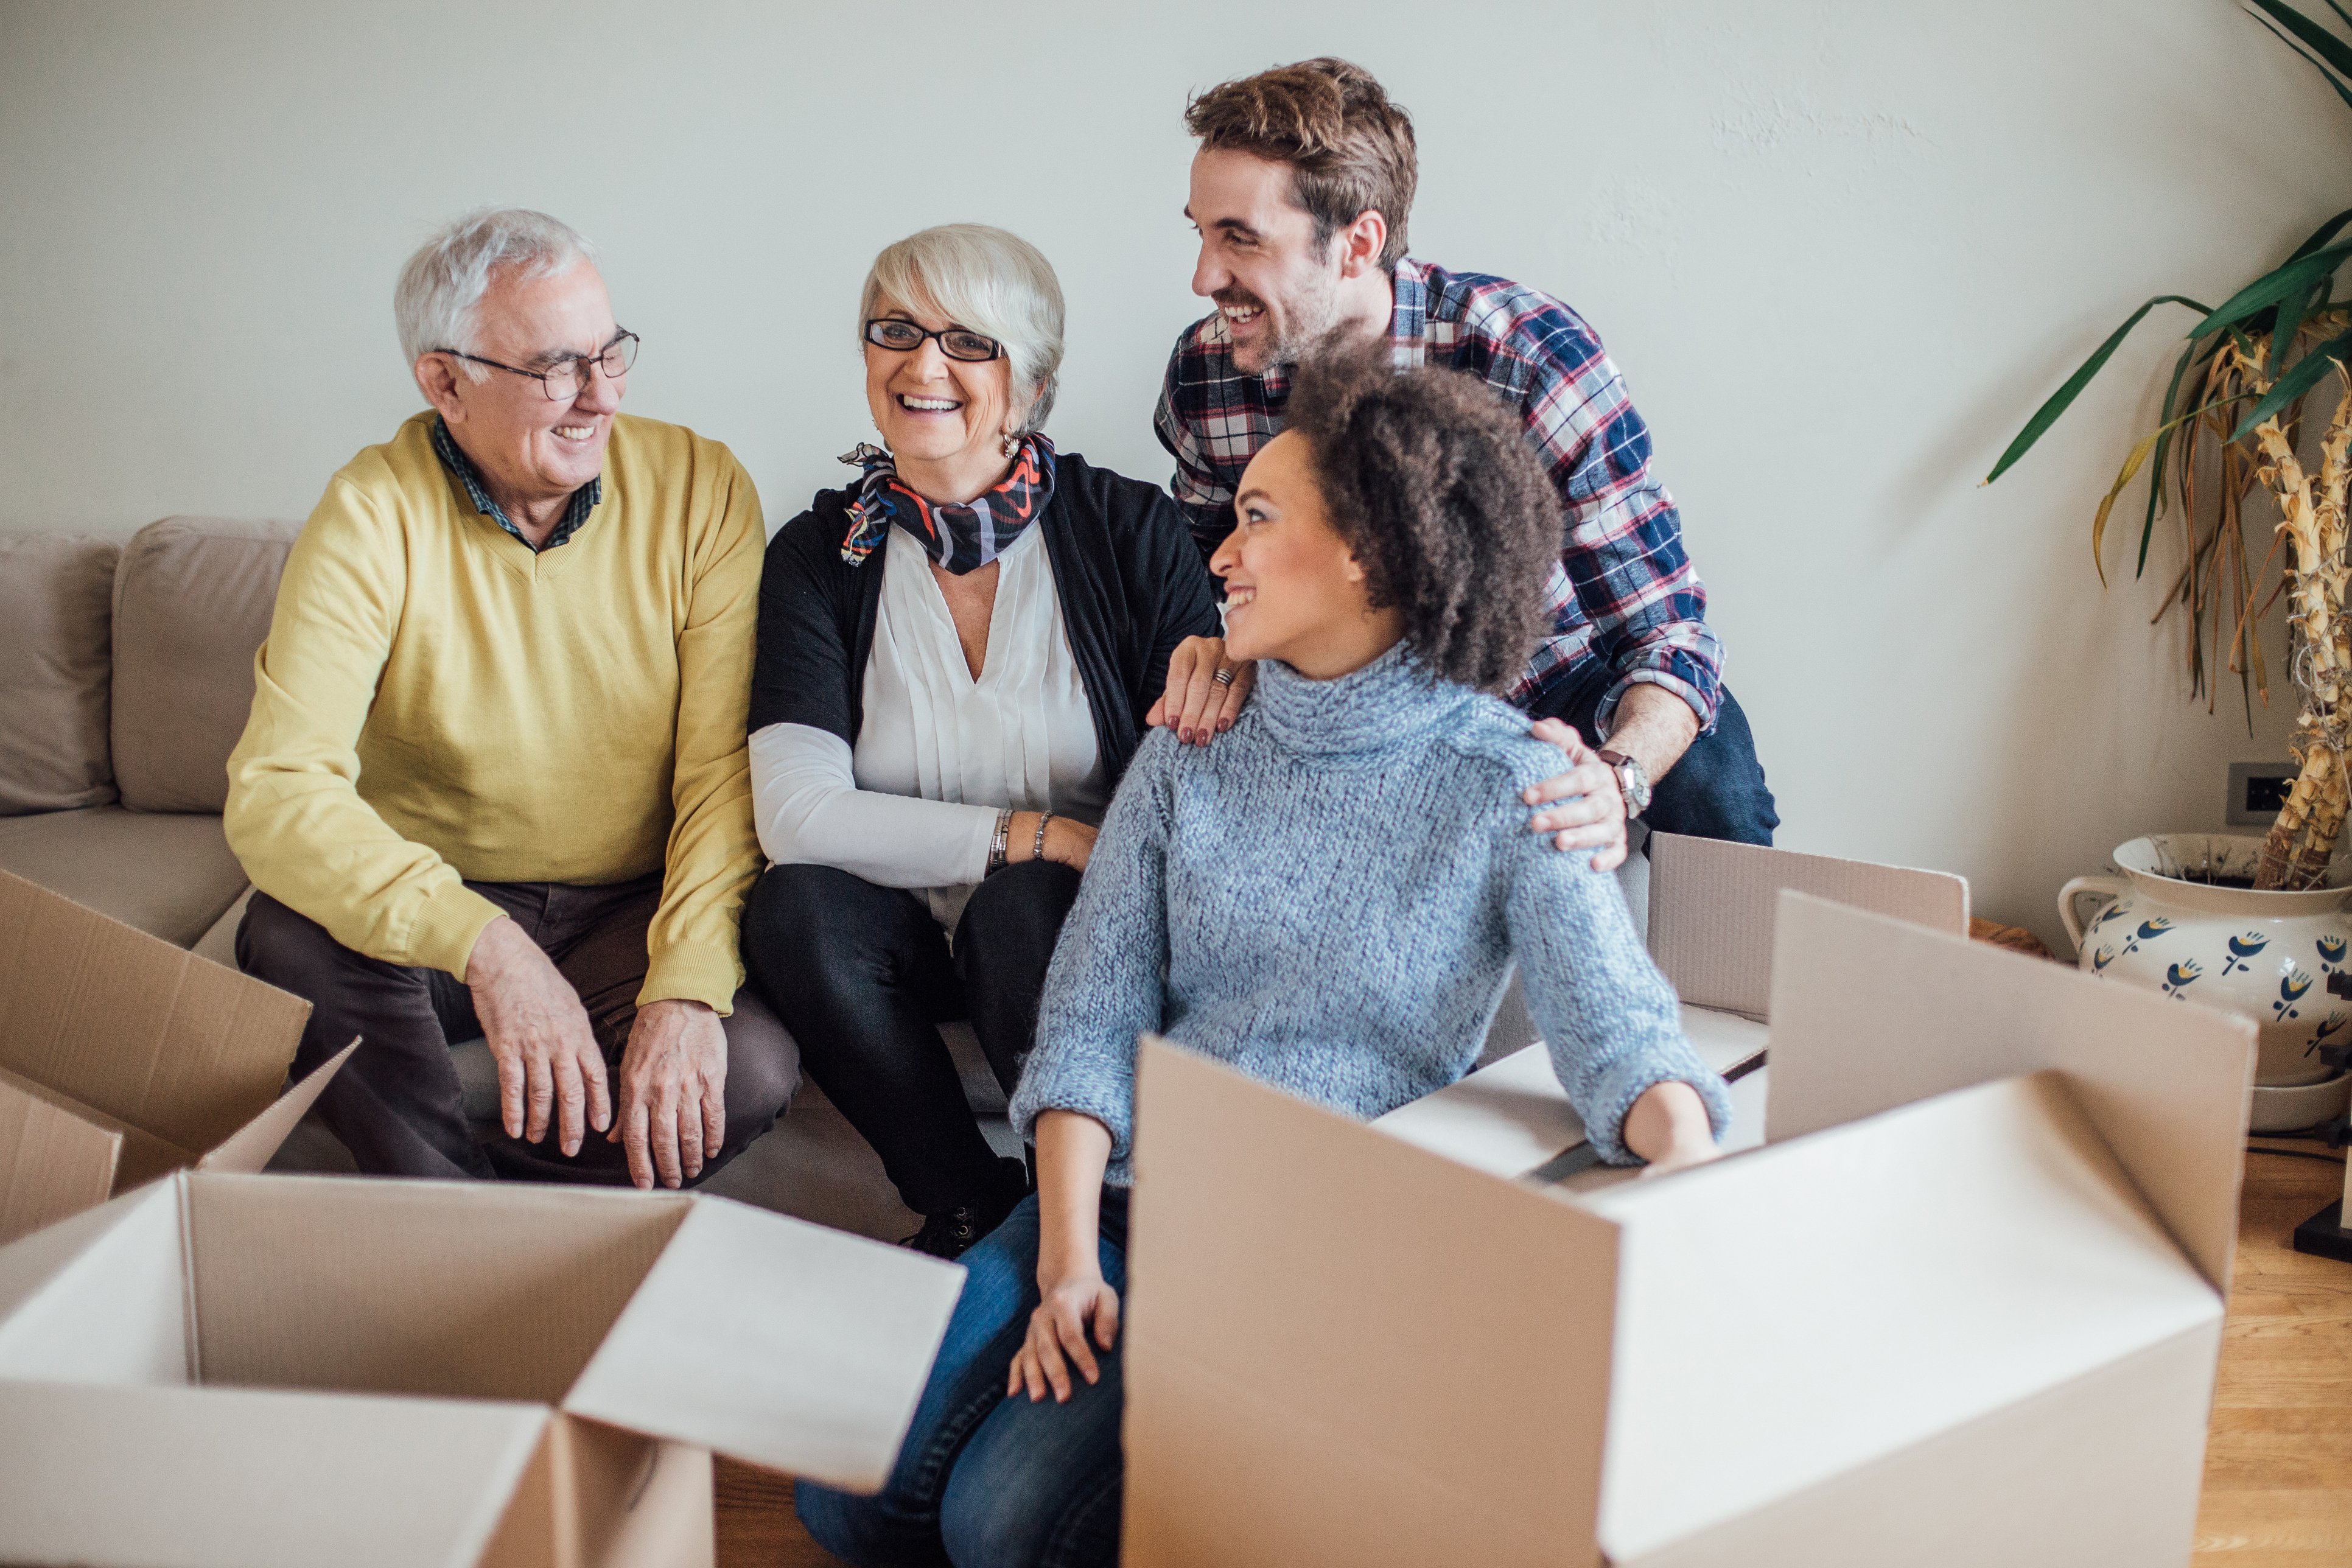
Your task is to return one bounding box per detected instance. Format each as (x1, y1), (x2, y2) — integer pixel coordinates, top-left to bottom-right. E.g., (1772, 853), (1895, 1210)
(749, 452), (1222, 789)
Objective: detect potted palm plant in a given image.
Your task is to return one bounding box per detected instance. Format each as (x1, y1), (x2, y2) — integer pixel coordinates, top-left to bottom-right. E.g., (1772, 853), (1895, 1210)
(1993, 0), (2352, 1135)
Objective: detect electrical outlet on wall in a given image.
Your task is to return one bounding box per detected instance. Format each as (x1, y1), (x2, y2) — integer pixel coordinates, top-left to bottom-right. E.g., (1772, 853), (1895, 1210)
(2228, 762), (2298, 827)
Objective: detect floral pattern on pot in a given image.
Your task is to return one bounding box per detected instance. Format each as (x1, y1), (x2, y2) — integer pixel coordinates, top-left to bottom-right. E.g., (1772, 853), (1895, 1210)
(2059, 833), (2351, 1088)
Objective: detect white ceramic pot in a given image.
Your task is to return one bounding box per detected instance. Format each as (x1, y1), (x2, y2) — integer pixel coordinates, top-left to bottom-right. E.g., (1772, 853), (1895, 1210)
(2060, 833), (2352, 1131)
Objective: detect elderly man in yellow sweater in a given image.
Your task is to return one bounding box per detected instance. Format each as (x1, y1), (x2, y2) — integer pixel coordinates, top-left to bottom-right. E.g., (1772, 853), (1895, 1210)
(226, 208), (797, 1190)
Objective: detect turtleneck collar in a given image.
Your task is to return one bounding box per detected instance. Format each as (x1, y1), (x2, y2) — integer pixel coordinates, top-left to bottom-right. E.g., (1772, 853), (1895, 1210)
(1250, 640), (1472, 758)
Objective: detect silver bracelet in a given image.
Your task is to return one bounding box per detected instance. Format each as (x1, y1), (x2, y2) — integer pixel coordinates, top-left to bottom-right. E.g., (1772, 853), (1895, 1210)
(989, 808), (1013, 874)
(1033, 810), (1054, 863)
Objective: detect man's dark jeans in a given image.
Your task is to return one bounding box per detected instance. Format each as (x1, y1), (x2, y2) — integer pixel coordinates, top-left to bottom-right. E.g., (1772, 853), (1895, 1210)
(1531, 681), (1779, 847)
(237, 873), (800, 1183)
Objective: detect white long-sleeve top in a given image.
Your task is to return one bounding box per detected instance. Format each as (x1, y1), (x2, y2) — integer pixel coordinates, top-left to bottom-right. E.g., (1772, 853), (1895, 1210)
(750, 523), (1106, 931)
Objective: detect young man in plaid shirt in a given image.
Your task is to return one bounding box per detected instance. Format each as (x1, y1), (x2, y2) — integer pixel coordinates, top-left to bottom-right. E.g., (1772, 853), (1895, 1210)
(1146, 58), (1776, 857)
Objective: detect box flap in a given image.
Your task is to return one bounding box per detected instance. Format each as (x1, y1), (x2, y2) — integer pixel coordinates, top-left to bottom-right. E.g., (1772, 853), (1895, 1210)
(1370, 1004), (1767, 1180)
(0, 1177), (189, 1384)
(0, 1379), (550, 1568)
(561, 1194), (963, 1491)
(1647, 833), (1969, 1017)
(1122, 1038), (1618, 1567)
(0, 869), (310, 1152)
(197, 1040), (357, 1174)
(1577, 1073), (2223, 1562)
(1765, 894), (2256, 1292)
(186, 1173), (685, 1402)
(0, 1062), (125, 1246)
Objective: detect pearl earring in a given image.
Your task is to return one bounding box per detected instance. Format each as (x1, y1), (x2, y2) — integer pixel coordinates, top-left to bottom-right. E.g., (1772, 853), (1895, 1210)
(1001, 432), (1021, 460)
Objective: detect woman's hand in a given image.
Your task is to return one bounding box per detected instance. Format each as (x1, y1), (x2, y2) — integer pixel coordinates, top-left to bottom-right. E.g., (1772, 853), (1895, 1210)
(1622, 1079), (1720, 1178)
(1146, 635), (1256, 746)
(1010, 812), (1097, 872)
(1010, 1265), (1122, 1403)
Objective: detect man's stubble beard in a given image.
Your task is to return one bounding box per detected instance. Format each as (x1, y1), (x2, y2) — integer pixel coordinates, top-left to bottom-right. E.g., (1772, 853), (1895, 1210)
(1233, 259), (1343, 377)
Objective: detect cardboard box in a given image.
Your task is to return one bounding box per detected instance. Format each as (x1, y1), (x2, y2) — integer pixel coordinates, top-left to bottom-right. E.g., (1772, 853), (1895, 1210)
(0, 868), (342, 1244)
(1373, 834), (1970, 1178)
(0, 1168), (965, 1568)
(1122, 894), (2256, 1567)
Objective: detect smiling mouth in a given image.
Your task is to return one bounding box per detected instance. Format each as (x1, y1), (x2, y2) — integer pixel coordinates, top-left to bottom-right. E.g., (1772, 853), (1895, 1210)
(1225, 585), (1256, 611)
(553, 423), (597, 441)
(897, 394), (961, 413)
(1220, 302), (1264, 329)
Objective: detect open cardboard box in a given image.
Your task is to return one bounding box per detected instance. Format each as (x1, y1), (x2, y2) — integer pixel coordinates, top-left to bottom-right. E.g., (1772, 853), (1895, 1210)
(1373, 833), (1970, 1178)
(0, 1167), (965, 1568)
(0, 868), (348, 1245)
(1122, 894), (2257, 1567)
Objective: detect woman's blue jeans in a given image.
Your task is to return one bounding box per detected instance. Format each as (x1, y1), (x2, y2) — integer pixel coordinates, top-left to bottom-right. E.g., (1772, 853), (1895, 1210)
(797, 1194), (1129, 1568)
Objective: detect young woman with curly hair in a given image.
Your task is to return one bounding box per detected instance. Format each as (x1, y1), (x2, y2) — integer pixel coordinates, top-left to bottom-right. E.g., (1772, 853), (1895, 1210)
(795, 348), (1729, 1568)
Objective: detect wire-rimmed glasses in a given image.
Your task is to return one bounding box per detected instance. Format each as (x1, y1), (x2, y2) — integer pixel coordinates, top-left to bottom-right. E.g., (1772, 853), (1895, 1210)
(445, 329), (640, 401)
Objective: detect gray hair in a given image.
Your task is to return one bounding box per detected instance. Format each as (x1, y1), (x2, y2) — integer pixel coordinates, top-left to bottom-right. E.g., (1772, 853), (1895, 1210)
(859, 225), (1066, 433)
(394, 208), (598, 376)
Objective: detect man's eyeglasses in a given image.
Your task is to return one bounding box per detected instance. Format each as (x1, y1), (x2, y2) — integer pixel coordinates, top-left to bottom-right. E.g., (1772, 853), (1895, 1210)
(864, 318), (1004, 363)
(444, 330), (640, 401)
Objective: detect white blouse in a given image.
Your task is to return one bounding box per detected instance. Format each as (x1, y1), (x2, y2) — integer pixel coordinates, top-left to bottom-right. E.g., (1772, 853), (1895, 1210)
(750, 523), (1106, 931)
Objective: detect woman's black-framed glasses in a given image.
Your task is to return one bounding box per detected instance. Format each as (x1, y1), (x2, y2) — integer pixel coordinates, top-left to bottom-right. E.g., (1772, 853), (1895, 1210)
(445, 329), (640, 401)
(864, 318), (1003, 362)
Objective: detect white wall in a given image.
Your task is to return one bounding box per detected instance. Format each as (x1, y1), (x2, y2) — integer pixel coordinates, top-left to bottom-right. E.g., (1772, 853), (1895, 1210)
(3, 0), (2342, 947)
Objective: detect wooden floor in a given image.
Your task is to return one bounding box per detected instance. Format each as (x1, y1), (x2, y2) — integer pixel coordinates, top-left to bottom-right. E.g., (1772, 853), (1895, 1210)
(2195, 1146), (2352, 1565)
(713, 1149), (2352, 1567)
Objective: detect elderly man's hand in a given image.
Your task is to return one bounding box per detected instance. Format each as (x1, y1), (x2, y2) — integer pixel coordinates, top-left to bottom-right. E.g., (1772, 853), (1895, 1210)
(610, 999), (728, 1190)
(466, 916), (612, 1156)
(1524, 717), (1630, 873)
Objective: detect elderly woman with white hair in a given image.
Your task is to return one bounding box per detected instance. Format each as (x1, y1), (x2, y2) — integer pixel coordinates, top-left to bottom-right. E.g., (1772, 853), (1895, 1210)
(741, 225), (1222, 1258)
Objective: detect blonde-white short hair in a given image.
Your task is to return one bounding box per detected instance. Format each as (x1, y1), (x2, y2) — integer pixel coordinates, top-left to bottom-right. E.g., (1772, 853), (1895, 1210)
(395, 208), (597, 377)
(859, 224), (1066, 433)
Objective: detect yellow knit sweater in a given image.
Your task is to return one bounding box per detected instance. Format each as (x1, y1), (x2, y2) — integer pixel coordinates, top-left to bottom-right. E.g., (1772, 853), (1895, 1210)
(225, 411), (763, 1012)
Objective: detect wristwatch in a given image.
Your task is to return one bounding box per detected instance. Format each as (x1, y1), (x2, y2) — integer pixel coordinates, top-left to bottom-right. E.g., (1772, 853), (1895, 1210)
(1597, 749), (1652, 817)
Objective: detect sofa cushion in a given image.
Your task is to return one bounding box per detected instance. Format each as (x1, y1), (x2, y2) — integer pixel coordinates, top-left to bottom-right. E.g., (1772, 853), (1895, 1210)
(0, 534), (122, 814)
(0, 806), (249, 948)
(111, 516), (300, 813)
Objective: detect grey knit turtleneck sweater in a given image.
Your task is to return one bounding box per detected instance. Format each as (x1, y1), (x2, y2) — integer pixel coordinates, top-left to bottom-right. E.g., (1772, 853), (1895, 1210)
(1010, 642), (1731, 1186)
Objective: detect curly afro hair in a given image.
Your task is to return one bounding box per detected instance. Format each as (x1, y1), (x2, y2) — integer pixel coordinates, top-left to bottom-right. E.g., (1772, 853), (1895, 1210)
(1280, 345), (1559, 691)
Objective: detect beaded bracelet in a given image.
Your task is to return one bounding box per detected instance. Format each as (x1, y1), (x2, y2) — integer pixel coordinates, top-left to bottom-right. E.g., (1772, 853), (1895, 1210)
(1034, 811), (1054, 864)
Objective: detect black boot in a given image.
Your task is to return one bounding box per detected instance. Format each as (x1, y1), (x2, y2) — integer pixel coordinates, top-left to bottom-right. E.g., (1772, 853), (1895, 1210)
(900, 1157), (1027, 1261)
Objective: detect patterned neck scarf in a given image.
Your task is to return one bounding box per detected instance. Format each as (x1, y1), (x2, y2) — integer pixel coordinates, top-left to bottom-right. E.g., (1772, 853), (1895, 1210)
(838, 434), (1058, 573)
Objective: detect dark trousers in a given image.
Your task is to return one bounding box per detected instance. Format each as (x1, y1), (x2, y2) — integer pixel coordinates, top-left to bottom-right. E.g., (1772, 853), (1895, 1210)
(1531, 682), (1780, 845)
(741, 859), (1081, 1217)
(237, 874), (800, 1183)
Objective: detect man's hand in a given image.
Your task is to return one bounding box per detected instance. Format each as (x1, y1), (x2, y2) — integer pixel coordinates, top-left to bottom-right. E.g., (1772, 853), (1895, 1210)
(609, 998), (727, 1190)
(1146, 635), (1255, 746)
(1524, 718), (1631, 873)
(466, 915), (611, 1156)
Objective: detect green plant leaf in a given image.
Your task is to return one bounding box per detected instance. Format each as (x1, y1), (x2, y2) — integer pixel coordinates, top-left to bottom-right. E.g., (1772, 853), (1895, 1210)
(2189, 245), (2352, 339)
(2250, 11), (2352, 114)
(2230, 326), (2352, 438)
(2291, 206), (2352, 262)
(2250, 0), (2352, 82)
(1984, 295), (2211, 484)
(2138, 339), (2217, 576)
(2273, 274), (2322, 376)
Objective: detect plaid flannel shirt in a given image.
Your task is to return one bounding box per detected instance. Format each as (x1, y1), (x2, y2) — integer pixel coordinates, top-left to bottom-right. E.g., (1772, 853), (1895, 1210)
(1153, 258), (1723, 733)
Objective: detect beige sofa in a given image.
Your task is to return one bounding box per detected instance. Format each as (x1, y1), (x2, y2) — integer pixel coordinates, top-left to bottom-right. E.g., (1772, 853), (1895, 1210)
(0, 517), (984, 1240)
